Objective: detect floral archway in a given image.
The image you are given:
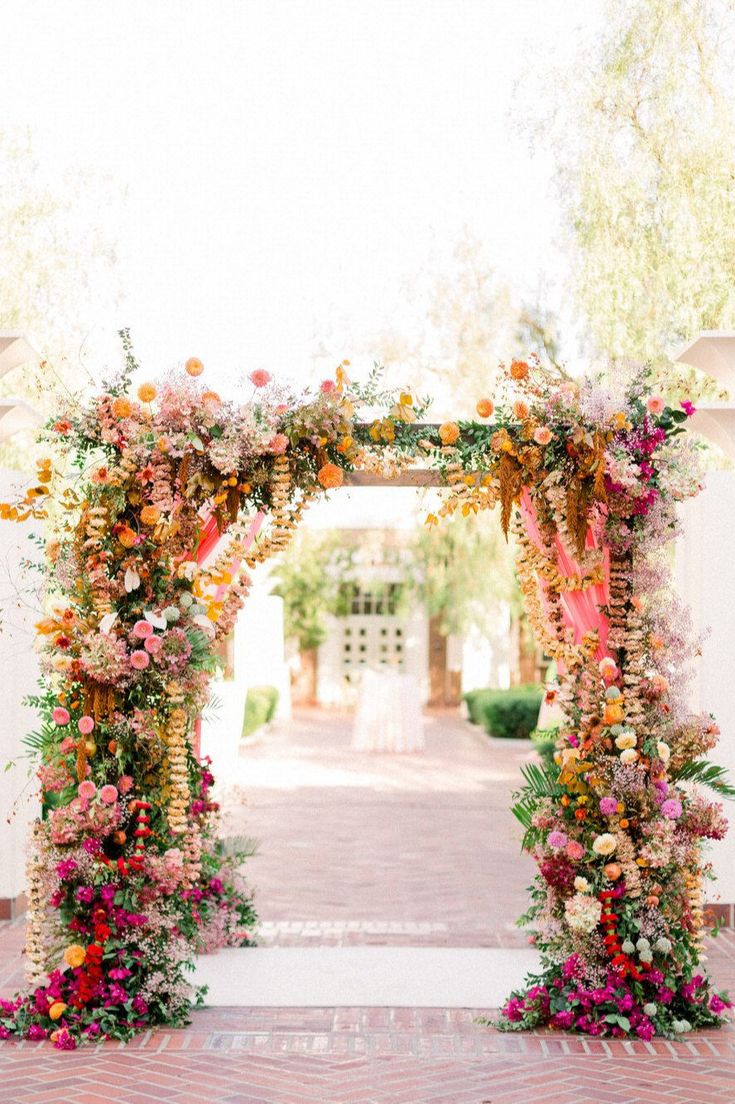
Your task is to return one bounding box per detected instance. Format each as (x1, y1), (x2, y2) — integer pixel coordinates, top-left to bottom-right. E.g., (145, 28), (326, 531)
(0, 338), (731, 1047)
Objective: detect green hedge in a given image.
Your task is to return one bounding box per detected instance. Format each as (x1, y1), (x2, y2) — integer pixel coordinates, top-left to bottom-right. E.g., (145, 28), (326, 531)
(242, 685), (279, 738)
(531, 726), (560, 770)
(463, 684), (543, 740)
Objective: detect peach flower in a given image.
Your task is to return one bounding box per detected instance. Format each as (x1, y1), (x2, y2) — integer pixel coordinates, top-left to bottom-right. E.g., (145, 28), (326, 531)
(318, 463), (344, 489)
(249, 370), (271, 387)
(185, 357), (204, 377)
(533, 426), (552, 446)
(646, 396), (665, 415)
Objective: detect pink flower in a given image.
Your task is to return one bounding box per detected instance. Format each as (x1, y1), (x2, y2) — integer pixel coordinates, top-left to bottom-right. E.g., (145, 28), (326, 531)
(599, 797), (618, 816)
(681, 400), (696, 417)
(565, 840), (584, 860)
(661, 798), (682, 820)
(320, 379), (337, 394)
(118, 775), (134, 794)
(249, 370), (271, 388)
(533, 426), (552, 446)
(130, 650), (150, 670)
(99, 784), (118, 805)
(646, 396), (665, 415)
(548, 831), (568, 849)
(60, 736), (76, 753)
(268, 433), (289, 454)
(78, 716), (95, 735)
(52, 707), (70, 726)
(144, 635), (163, 655)
(133, 620), (153, 639)
(78, 781), (96, 800)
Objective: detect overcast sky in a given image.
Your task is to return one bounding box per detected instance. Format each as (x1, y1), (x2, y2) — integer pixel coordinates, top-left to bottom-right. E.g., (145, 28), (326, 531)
(2, 1), (600, 390)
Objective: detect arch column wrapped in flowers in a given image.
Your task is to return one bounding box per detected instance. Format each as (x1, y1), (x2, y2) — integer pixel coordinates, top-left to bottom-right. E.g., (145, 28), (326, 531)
(0, 343), (730, 1046)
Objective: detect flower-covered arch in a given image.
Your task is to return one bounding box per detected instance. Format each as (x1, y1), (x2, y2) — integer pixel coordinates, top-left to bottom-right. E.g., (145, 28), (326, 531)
(0, 338), (731, 1047)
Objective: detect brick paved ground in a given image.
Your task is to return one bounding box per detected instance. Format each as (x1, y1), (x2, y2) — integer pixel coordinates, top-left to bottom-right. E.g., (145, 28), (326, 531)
(0, 709), (733, 1102)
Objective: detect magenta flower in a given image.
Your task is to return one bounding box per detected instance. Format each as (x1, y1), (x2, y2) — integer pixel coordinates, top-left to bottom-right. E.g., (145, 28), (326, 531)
(681, 400), (696, 416)
(599, 797), (618, 816)
(660, 798), (682, 820)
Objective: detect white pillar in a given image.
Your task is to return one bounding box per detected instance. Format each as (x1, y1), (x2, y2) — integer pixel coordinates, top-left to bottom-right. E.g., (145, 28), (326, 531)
(676, 470), (735, 909)
(0, 471), (41, 914)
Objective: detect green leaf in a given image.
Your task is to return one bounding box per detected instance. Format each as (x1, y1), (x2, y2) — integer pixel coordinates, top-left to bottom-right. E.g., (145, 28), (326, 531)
(673, 759), (735, 799)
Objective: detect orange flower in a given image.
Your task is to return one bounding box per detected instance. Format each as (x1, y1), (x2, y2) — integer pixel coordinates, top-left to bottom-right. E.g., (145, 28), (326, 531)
(49, 1001), (67, 1021)
(185, 356), (204, 377)
(533, 426), (552, 446)
(118, 526), (137, 548)
(603, 702), (625, 726)
(510, 359), (529, 380)
(201, 389), (221, 407)
(439, 421), (461, 445)
(64, 944), (86, 968)
(317, 463), (344, 489)
(512, 400), (529, 420)
(137, 382), (157, 403)
(140, 505), (161, 526)
(91, 466), (111, 485)
(476, 398), (494, 418)
(111, 397), (133, 419)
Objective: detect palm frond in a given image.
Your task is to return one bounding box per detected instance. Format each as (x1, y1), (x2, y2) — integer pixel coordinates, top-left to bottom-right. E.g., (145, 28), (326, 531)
(674, 759), (735, 799)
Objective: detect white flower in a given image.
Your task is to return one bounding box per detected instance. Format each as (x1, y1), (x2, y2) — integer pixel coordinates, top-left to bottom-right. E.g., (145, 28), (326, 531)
(124, 566), (141, 592)
(163, 606), (181, 622)
(573, 876), (590, 893)
(177, 561), (198, 581)
(654, 937), (672, 954)
(636, 937), (650, 951)
(144, 609), (168, 630)
(565, 894), (603, 933)
(657, 741), (670, 763)
(619, 748), (639, 765)
(643, 1003), (657, 1016)
(615, 732), (637, 750)
(193, 614), (216, 637)
(592, 833), (617, 857)
(99, 611), (118, 635)
(622, 939), (635, 955)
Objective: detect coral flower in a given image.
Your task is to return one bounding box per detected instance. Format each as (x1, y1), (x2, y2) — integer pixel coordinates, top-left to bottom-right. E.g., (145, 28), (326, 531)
(52, 707), (70, 726)
(133, 620), (153, 639)
(318, 463), (344, 489)
(476, 398), (494, 418)
(64, 944), (86, 968)
(646, 396), (665, 415)
(439, 421), (461, 446)
(137, 383), (157, 403)
(566, 840), (584, 860)
(144, 635), (162, 655)
(130, 650), (150, 670)
(533, 426), (552, 446)
(249, 369), (271, 388)
(510, 359), (529, 380)
(111, 397), (133, 419)
(512, 400), (530, 420)
(78, 716), (95, 735)
(320, 379), (337, 394)
(201, 390), (221, 407)
(118, 775), (134, 794)
(91, 466), (111, 484)
(99, 784), (118, 805)
(140, 504), (161, 527)
(78, 781), (96, 800)
(185, 357), (204, 377)
(268, 434), (289, 454)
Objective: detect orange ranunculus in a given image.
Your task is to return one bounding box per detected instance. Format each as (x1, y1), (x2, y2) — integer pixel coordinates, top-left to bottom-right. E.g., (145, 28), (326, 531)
(185, 356), (204, 376)
(140, 505), (161, 526)
(510, 359), (529, 380)
(111, 397), (133, 419)
(137, 383), (157, 403)
(439, 421), (461, 445)
(118, 526), (137, 548)
(317, 463), (344, 489)
(476, 398), (494, 418)
(49, 1001), (67, 1021)
(64, 944), (86, 968)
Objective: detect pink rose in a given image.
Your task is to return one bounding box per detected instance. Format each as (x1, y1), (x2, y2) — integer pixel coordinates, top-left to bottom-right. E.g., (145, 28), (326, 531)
(78, 716), (95, 735)
(320, 379), (337, 394)
(268, 434), (289, 454)
(646, 396), (665, 415)
(52, 707), (70, 726)
(566, 840), (585, 861)
(249, 370), (271, 388)
(144, 635), (163, 655)
(130, 650), (150, 670)
(133, 620), (153, 639)
(78, 781), (96, 800)
(99, 784), (118, 805)
(118, 775), (134, 795)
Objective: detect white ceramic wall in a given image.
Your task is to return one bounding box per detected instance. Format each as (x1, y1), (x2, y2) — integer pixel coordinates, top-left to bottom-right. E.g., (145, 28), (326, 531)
(0, 470), (42, 901)
(676, 470), (735, 904)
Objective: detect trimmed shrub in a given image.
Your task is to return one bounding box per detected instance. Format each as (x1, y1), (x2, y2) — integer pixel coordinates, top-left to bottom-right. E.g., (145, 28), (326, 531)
(463, 684), (543, 740)
(242, 685), (279, 738)
(531, 726), (560, 770)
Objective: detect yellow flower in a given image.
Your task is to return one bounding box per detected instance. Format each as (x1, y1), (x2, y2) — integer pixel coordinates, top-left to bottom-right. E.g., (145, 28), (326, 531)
(64, 944), (86, 968)
(400, 392), (413, 406)
(439, 421), (460, 445)
(49, 1001), (67, 1021)
(137, 382), (157, 403)
(592, 833), (617, 857)
(425, 513), (438, 526)
(140, 505), (161, 527)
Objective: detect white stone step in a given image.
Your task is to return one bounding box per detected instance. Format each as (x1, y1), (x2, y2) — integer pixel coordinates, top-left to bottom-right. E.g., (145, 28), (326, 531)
(193, 946), (540, 1008)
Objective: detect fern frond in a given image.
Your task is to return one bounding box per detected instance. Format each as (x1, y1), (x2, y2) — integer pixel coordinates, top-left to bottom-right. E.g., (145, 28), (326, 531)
(674, 759), (735, 799)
